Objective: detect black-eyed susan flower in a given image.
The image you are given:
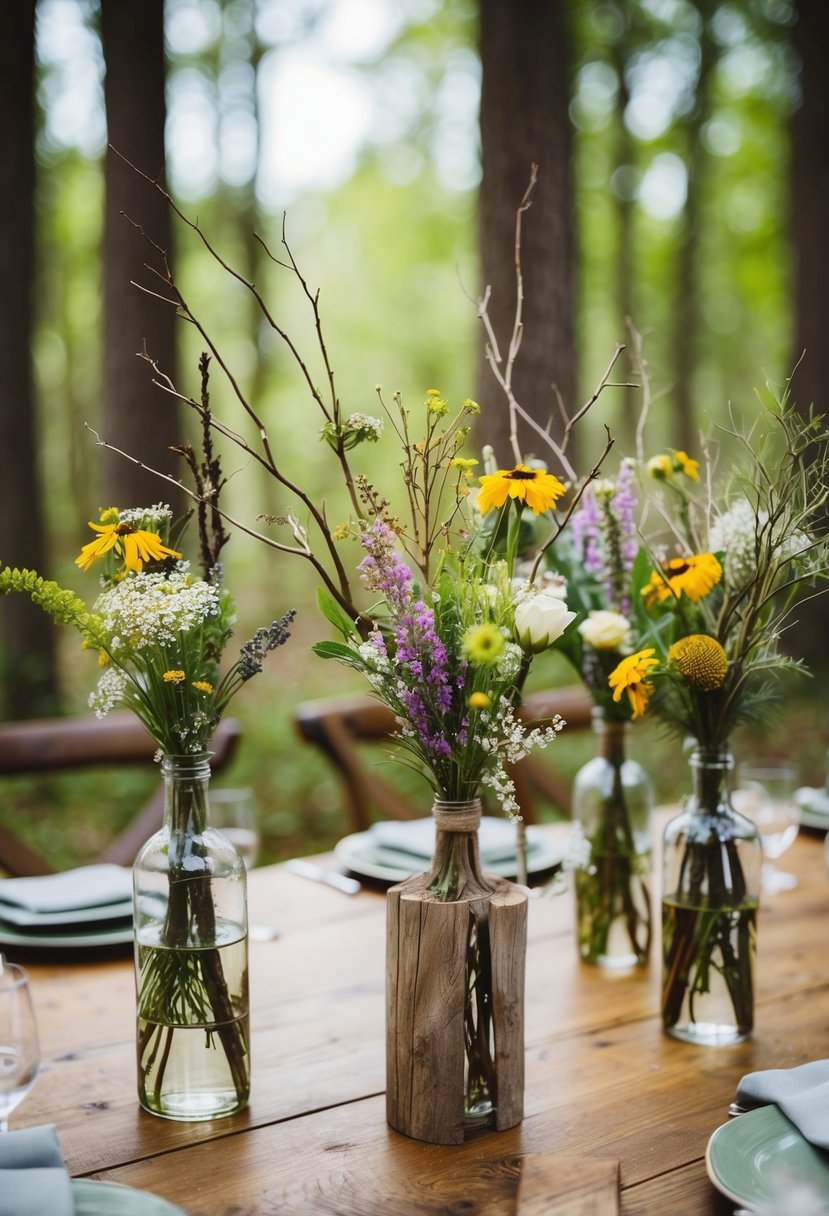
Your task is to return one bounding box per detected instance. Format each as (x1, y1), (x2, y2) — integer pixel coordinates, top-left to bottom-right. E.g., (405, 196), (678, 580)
(608, 648), (659, 719)
(642, 552), (722, 607)
(461, 622), (505, 664)
(477, 465), (565, 516)
(667, 634), (728, 690)
(76, 514), (182, 574)
(673, 450), (700, 480)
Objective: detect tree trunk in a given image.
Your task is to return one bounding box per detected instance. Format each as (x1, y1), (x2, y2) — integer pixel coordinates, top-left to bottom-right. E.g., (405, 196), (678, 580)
(101, 0), (180, 511)
(0, 0), (59, 718)
(477, 0), (576, 470)
(787, 0), (829, 673)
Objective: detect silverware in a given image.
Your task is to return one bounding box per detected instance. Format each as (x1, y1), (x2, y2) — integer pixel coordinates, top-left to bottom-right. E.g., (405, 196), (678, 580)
(284, 858), (361, 896)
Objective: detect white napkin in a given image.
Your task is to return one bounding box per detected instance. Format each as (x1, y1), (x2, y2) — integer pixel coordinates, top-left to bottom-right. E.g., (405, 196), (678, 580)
(0, 865), (132, 914)
(736, 1060), (829, 1149)
(369, 816), (534, 864)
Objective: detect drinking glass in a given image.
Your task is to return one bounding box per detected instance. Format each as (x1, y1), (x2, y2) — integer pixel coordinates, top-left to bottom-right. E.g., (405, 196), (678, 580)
(0, 955), (40, 1131)
(736, 765), (799, 894)
(210, 787), (260, 870)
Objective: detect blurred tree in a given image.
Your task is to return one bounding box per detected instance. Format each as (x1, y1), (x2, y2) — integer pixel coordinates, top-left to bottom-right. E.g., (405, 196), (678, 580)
(477, 0), (577, 465)
(0, 0), (59, 718)
(100, 0), (180, 510)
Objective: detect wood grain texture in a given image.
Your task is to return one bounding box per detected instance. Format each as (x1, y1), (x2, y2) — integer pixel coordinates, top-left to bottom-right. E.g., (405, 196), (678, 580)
(516, 1155), (619, 1215)
(7, 823), (829, 1214)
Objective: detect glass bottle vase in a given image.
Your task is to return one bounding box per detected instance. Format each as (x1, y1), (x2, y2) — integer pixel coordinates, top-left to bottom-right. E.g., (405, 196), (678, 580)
(132, 753), (250, 1120)
(425, 798), (498, 1131)
(573, 710), (653, 968)
(662, 747), (762, 1045)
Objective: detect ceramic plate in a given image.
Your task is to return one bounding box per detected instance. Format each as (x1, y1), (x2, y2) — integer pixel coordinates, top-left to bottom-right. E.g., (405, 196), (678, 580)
(0, 899), (133, 929)
(334, 823), (567, 883)
(706, 1105), (829, 1212)
(72, 1179), (187, 1215)
(0, 919), (134, 951)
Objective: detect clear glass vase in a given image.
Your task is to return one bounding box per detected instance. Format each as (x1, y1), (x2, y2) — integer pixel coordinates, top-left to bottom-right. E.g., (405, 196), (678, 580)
(662, 747), (762, 1045)
(573, 710), (653, 968)
(426, 798), (497, 1132)
(132, 753), (250, 1120)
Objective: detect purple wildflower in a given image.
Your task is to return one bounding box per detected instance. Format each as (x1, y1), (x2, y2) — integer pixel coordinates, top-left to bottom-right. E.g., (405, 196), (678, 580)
(614, 461), (639, 571)
(570, 489), (605, 579)
(358, 519), (413, 612)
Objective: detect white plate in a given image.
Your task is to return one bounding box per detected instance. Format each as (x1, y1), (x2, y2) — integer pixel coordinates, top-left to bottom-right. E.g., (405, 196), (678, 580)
(335, 822), (567, 883)
(0, 919), (134, 951)
(706, 1105), (829, 1212)
(72, 1179), (187, 1215)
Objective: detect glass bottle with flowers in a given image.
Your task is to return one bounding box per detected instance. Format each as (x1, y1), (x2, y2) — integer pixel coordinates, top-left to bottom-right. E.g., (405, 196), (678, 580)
(549, 463), (654, 968)
(0, 433), (295, 1117)
(608, 387), (829, 1044)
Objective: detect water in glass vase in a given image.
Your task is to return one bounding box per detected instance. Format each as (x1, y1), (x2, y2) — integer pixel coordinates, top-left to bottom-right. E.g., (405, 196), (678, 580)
(662, 897), (758, 1045)
(136, 932), (249, 1120)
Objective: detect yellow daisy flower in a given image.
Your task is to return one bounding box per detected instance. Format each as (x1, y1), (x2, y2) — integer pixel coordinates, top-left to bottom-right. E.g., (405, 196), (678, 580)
(673, 450), (700, 480)
(608, 648), (659, 719)
(76, 518), (182, 574)
(667, 635), (728, 690)
(477, 465), (565, 515)
(163, 670), (186, 683)
(461, 623), (505, 665)
(647, 454), (673, 480)
(642, 552), (722, 606)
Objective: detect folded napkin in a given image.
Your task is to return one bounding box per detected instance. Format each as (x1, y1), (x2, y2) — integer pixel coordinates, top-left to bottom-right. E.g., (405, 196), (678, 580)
(369, 816), (536, 864)
(0, 865), (132, 915)
(0, 1124), (73, 1216)
(736, 1060), (829, 1149)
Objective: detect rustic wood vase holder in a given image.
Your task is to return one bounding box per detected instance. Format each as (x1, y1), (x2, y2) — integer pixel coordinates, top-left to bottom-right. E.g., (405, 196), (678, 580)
(385, 800), (528, 1145)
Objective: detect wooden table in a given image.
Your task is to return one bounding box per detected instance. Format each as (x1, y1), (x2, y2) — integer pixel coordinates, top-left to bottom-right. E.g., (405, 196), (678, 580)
(10, 824), (829, 1215)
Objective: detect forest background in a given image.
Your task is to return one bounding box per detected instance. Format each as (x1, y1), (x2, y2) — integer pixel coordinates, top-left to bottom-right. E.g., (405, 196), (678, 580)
(1, 0), (828, 868)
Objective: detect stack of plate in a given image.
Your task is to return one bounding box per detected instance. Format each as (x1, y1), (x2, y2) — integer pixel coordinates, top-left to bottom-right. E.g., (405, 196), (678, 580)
(0, 864), (134, 952)
(334, 815), (567, 883)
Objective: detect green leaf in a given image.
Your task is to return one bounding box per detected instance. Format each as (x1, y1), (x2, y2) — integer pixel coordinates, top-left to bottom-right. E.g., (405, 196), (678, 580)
(311, 639), (365, 669)
(315, 586), (357, 640)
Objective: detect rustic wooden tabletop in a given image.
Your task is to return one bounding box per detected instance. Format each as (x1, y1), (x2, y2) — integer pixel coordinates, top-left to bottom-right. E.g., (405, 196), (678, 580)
(10, 819), (829, 1215)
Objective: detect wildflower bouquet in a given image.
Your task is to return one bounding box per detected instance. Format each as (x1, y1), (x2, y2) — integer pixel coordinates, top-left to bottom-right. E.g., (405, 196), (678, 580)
(546, 461), (654, 967)
(1, 498), (294, 1117)
(609, 387), (829, 1041)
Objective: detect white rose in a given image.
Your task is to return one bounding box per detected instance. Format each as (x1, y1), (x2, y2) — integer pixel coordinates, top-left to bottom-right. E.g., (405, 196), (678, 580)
(577, 609), (632, 651)
(514, 592), (577, 653)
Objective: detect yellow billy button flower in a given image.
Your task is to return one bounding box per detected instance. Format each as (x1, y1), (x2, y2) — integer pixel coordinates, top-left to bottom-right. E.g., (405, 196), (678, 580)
(191, 680), (214, 694)
(461, 623), (505, 665)
(673, 450), (700, 480)
(608, 648), (659, 719)
(76, 517), (182, 574)
(667, 634), (728, 690)
(477, 465), (565, 515)
(163, 670), (186, 684)
(642, 552), (722, 607)
(468, 691), (491, 710)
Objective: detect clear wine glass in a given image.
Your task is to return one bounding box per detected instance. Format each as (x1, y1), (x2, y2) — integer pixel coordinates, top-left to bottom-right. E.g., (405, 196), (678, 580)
(210, 787), (260, 870)
(736, 764), (799, 894)
(0, 955), (40, 1132)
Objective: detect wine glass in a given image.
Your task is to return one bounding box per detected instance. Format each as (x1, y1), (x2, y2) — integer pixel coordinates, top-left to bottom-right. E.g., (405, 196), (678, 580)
(736, 764), (799, 894)
(0, 955), (40, 1132)
(210, 787), (261, 870)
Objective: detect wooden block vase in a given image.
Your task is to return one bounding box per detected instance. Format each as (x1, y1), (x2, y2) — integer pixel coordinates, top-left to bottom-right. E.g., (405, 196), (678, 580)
(385, 798), (528, 1145)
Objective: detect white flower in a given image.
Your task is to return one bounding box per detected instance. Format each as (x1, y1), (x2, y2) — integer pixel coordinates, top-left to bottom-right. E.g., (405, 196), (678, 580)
(346, 413), (383, 441)
(514, 591), (576, 653)
(709, 499), (757, 589)
(94, 569), (220, 651)
(577, 609), (632, 652)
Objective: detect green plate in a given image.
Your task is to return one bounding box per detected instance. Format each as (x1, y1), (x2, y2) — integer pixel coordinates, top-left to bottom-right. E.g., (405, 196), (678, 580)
(706, 1105), (829, 1211)
(72, 1179), (187, 1215)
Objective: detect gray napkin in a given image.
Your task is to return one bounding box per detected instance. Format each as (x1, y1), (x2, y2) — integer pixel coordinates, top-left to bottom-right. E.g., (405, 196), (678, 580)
(736, 1060), (829, 1149)
(0, 865), (132, 914)
(369, 816), (537, 864)
(0, 1123), (73, 1216)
